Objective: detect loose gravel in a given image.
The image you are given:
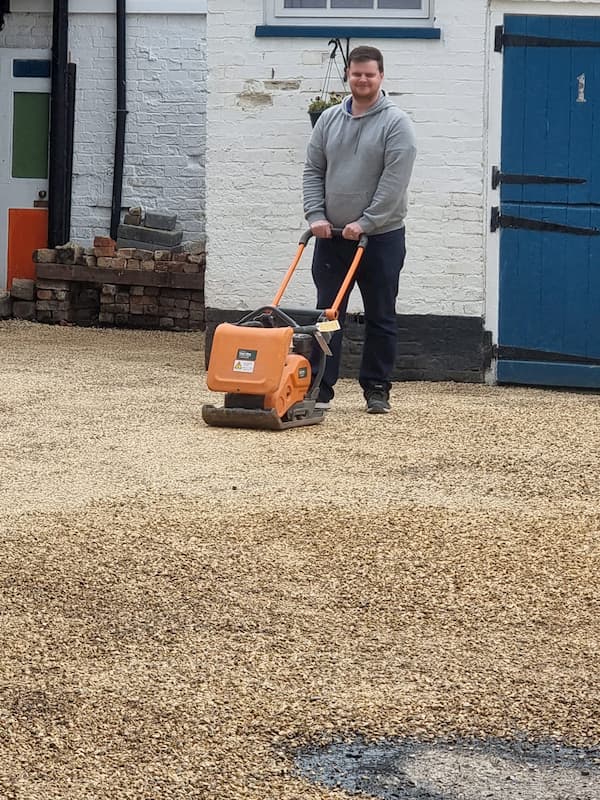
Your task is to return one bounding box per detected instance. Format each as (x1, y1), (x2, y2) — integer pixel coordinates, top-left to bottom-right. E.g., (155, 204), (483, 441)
(0, 321), (598, 800)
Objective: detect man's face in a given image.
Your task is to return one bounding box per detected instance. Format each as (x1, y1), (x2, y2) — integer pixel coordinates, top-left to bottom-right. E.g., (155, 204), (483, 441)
(347, 59), (384, 104)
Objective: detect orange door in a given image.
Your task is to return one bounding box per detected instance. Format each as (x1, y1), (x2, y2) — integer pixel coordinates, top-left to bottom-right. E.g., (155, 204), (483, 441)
(7, 208), (48, 287)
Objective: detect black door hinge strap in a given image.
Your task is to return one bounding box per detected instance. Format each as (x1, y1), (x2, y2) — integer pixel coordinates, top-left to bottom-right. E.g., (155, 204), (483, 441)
(490, 207), (600, 236)
(498, 345), (600, 366)
(495, 26), (600, 52)
(491, 166), (586, 190)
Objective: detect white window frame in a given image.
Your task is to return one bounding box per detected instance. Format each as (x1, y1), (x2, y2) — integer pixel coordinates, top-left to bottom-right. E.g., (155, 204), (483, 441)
(265, 0), (432, 27)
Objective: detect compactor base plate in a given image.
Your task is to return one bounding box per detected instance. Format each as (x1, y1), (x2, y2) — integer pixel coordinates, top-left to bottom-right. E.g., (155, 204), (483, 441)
(201, 403), (325, 431)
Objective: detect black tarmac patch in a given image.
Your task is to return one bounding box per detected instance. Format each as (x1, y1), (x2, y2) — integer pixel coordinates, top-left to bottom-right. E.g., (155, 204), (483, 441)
(294, 736), (600, 799)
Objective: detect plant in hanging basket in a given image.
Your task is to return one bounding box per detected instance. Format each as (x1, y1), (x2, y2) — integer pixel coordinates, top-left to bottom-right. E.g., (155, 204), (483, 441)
(308, 93), (345, 127)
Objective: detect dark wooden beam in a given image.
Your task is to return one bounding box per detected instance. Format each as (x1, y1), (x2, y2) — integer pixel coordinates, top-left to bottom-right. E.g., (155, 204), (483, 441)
(36, 263), (203, 290)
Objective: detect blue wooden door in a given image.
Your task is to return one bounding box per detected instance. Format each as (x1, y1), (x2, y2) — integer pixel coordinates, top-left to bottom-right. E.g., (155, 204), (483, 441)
(497, 15), (600, 388)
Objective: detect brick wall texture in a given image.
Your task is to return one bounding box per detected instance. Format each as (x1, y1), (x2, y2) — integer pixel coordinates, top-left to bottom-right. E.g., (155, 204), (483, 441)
(206, 0), (488, 317)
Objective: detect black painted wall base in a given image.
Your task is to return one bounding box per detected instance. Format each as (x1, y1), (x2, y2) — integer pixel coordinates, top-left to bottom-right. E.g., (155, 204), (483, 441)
(205, 308), (493, 383)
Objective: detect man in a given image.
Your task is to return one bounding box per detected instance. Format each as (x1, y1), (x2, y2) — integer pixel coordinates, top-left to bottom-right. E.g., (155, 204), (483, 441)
(303, 45), (417, 414)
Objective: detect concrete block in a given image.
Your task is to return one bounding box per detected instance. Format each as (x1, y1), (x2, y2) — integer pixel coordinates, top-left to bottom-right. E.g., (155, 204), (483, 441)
(13, 301), (36, 320)
(117, 224), (183, 247)
(116, 238), (183, 254)
(11, 278), (35, 301)
(0, 292), (11, 318)
(145, 211), (177, 231)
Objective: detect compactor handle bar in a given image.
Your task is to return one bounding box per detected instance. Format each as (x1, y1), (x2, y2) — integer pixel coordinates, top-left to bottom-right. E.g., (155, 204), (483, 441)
(298, 227), (368, 250)
(272, 228), (368, 321)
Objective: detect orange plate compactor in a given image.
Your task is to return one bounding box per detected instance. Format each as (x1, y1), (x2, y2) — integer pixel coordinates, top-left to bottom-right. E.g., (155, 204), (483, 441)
(202, 229), (368, 430)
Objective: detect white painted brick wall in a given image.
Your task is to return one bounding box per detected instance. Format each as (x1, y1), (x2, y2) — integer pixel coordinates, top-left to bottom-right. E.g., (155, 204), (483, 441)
(69, 13), (206, 243)
(206, 0), (488, 317)
(0, 13), (52, 49)
(1, 12), (206, 245)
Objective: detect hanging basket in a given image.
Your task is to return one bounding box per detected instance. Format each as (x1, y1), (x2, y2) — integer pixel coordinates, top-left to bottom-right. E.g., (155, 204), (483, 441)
(307, 38), (347, 127)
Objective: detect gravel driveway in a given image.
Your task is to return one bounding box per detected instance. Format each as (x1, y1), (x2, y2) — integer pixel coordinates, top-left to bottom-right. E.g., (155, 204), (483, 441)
(0, 321), (598, 800)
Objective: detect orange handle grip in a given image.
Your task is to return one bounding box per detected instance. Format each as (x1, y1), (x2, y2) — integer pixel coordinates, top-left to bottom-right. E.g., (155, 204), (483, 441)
(324, 240), (367, 320)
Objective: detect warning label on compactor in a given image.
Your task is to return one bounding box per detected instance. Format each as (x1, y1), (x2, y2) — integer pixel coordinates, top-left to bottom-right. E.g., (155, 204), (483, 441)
(233, 348), (257, 373)
(233, 360), (255, 373)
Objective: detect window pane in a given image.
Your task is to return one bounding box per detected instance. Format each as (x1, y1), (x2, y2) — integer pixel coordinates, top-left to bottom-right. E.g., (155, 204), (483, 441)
(284, 1), (326, 7)
(378, 0), (423, 8)
(12, 92), (50, 179)
(332, 0), (373, 7)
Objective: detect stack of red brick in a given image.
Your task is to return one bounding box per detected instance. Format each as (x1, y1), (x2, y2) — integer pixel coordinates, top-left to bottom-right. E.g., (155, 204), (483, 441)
(32, 236), (206, 330)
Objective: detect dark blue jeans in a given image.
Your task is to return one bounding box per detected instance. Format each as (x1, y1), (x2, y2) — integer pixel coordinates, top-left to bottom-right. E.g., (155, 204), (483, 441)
(310, 227), (406, 402)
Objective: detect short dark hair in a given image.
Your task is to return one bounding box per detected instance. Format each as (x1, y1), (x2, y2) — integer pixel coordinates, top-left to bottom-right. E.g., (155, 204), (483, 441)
(347, 46), (384, 73)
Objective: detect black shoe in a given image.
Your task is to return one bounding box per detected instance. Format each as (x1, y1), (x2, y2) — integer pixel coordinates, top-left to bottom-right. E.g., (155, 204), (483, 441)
(365, 384), (391, 414)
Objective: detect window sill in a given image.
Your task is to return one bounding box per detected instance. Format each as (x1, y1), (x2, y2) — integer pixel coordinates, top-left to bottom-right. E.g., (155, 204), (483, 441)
(255, 25), (441, 39)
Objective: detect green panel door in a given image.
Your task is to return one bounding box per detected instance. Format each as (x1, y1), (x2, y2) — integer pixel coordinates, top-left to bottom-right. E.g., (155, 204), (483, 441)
(12, 91), (50, 178)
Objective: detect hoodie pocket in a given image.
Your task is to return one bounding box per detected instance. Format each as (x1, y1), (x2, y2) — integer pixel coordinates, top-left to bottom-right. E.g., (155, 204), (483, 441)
(325, 190), (373, 226)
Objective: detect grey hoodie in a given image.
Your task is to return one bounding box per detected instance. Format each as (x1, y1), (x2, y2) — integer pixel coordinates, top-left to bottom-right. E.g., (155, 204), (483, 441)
(303, 94), (417, 235)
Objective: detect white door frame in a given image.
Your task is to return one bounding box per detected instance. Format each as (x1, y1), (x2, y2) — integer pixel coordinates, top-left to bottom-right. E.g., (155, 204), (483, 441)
(0, 47), (51, 289)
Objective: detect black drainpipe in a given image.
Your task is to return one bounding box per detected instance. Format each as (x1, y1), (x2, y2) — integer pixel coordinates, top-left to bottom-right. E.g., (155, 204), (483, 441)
(110, 0), (127, 241)
(0, 0), (10, 32)
(48, 0), (69, 247)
